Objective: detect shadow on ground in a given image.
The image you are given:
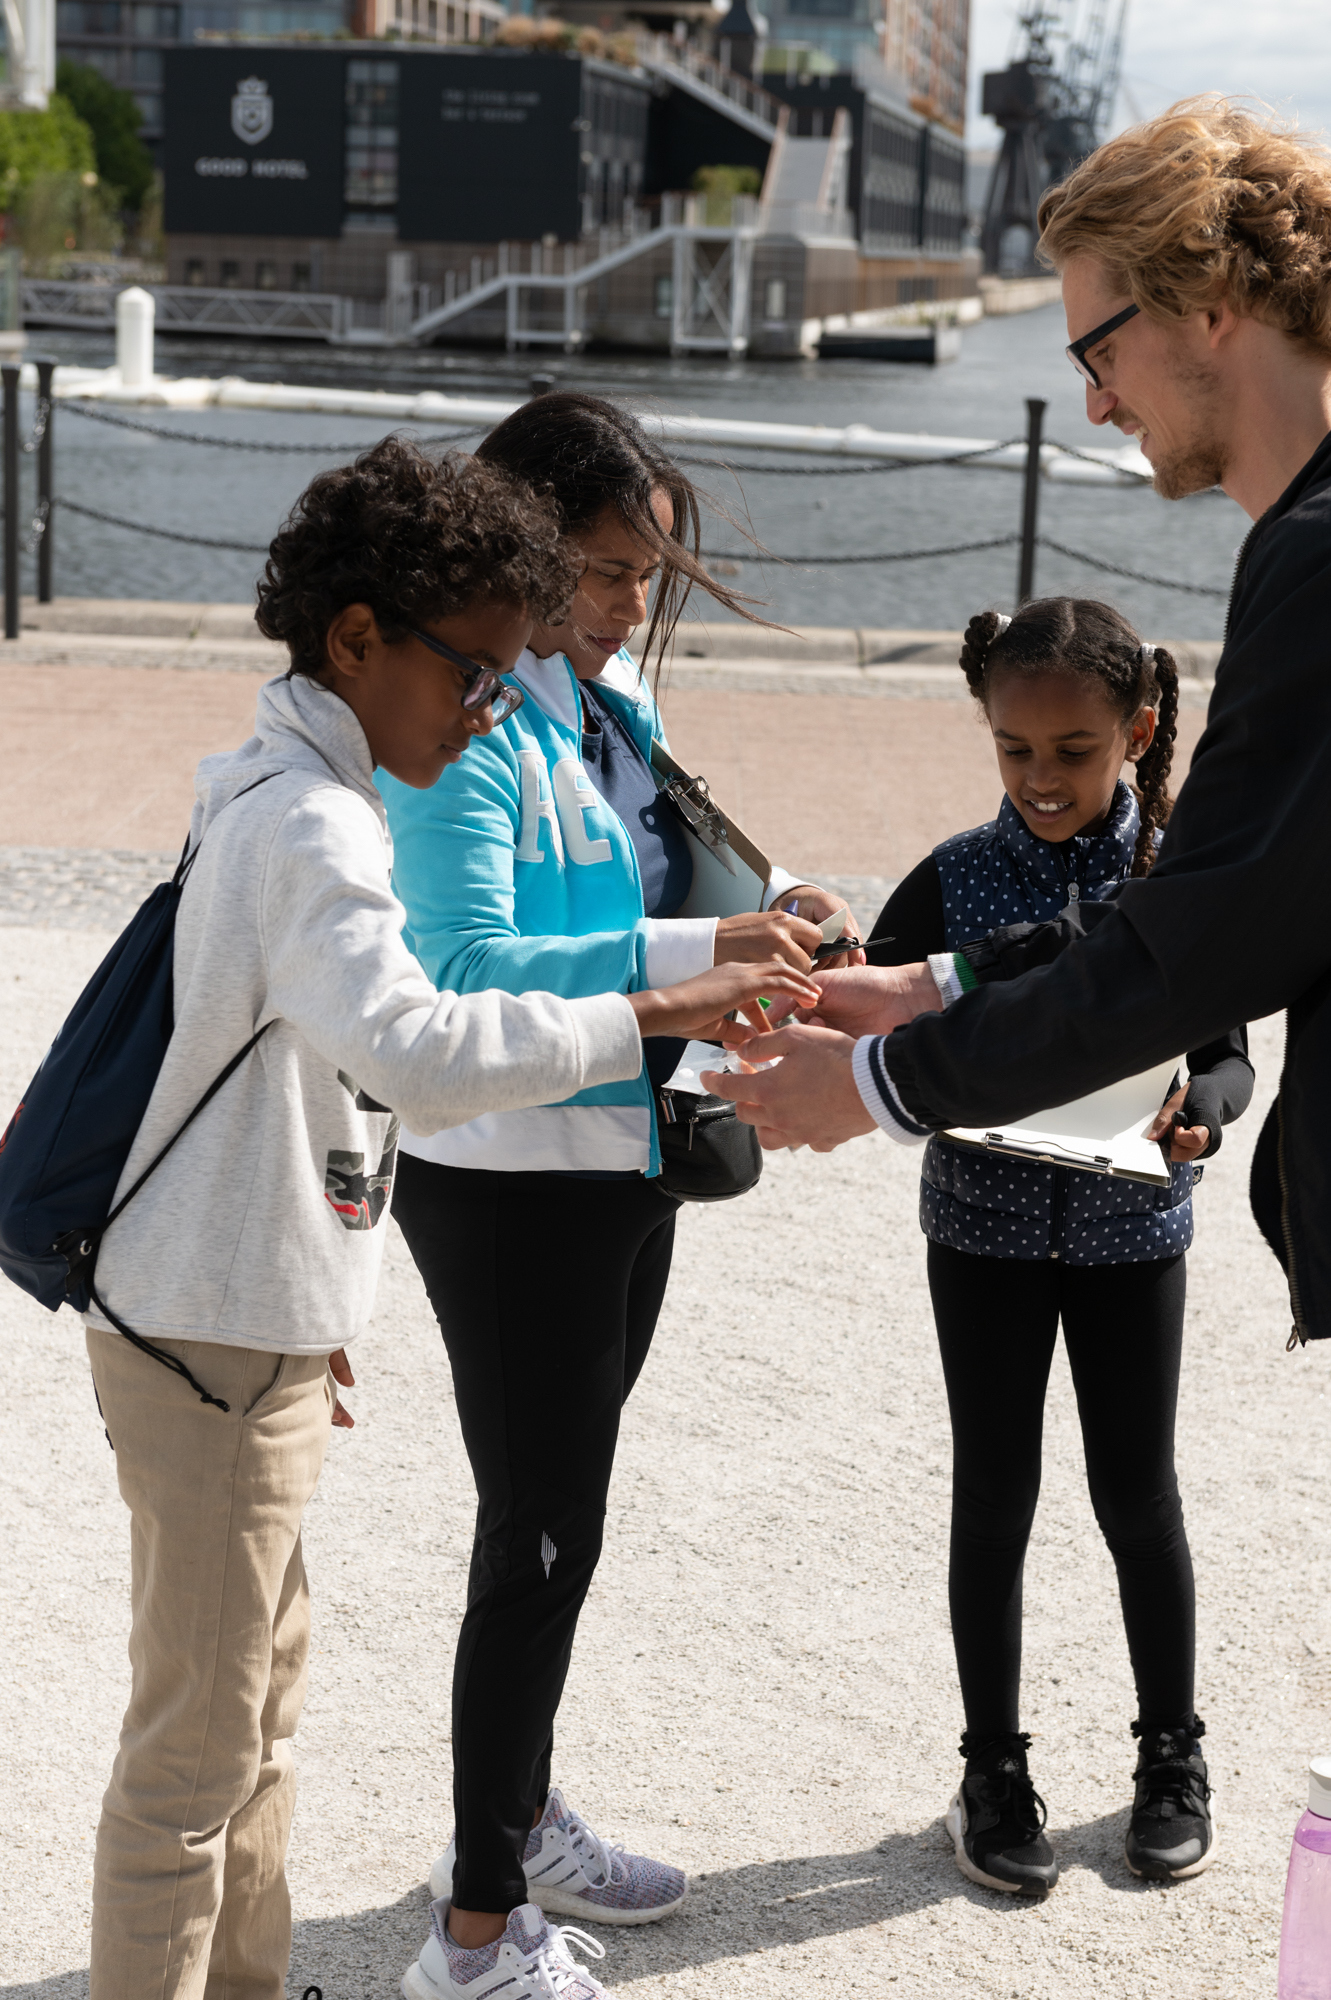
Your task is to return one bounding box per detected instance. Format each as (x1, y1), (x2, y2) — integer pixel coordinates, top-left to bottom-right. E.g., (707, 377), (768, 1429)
(2, 1810), (1176, 2000)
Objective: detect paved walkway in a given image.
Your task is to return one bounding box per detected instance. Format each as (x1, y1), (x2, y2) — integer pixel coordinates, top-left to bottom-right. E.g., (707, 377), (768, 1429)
(2, 605), (1210, 889)
(0, 928), (1315, 2000)
(5, 615), (1312, 2000)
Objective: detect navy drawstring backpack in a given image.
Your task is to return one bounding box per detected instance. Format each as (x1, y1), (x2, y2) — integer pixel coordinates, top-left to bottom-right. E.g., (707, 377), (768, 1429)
(0, 779), (274, 1411)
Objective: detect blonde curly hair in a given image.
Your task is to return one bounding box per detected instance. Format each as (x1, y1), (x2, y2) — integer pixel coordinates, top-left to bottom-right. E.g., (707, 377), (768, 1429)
(1038, 97), (1331, 354)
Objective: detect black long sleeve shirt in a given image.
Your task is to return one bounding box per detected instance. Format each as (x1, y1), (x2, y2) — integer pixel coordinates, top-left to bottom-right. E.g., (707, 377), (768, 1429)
(865, 855), (1253, 1155)
(858, 429), (1331, 1339)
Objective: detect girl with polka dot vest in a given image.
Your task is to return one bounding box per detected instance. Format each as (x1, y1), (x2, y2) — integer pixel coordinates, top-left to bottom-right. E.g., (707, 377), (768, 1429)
(868, 597), (1254, 1901)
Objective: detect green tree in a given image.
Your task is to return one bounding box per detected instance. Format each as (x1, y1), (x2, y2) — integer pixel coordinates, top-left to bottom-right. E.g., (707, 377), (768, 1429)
(55, 60), (154, 211)
(691, 165), (762, 197)
(0, 94), (97, 210)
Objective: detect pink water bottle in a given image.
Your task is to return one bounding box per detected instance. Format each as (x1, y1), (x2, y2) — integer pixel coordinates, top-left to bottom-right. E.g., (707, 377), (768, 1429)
(1279, 1758), (1331, 1998)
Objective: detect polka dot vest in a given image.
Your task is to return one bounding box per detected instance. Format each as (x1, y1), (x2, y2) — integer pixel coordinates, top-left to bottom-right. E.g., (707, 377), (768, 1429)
(921, 782), (1195, 1266)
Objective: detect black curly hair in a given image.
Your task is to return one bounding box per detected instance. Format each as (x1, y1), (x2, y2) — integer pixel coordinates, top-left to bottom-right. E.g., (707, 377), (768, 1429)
(476, 390), (771, 679)
(255, 435), (579, 679)
(958, 596), (1179, 877)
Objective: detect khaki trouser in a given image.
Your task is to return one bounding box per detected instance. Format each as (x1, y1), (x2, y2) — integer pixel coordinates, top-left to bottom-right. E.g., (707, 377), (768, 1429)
(86, 1327), (334, 2000)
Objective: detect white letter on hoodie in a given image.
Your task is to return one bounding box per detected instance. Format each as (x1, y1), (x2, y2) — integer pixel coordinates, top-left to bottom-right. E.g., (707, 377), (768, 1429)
(552, 757), (612, 867)
(516, 749), (564, 864)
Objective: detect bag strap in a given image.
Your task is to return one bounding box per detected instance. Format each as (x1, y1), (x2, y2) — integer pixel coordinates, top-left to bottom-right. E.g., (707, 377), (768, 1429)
(88, 1277), (233, 1413)
(103, 1021), (274, 1237)
(57, 1020), (275, 1400)
(61, 770), (286, 1410)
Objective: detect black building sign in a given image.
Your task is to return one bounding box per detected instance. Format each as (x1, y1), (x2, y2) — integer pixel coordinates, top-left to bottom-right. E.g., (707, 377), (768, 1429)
(396, 54), (583, 244)
(163, 47), (347, 238)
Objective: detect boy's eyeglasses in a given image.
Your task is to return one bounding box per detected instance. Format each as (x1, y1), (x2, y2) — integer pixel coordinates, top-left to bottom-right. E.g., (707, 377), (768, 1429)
(405, 625), (526, 725)
(1066, 302), (1140, 389)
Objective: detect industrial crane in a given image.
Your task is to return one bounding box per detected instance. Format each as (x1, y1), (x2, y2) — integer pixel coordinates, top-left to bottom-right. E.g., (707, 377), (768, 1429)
(979, 0), (1129, 276)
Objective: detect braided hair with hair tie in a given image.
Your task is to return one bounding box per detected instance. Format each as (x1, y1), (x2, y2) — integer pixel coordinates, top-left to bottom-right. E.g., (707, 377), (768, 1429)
(1132, 642), (1179, 874)
(958, 609), (1009, 698)
(956, 597), (1176, 877)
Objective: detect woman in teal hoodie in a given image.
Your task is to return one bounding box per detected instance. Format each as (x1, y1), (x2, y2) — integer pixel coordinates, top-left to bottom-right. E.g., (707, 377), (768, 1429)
(384, 395), (857, 2000)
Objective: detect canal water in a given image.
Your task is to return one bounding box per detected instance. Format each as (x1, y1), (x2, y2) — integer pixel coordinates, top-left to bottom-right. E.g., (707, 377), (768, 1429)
(36, 305), (1243, 638)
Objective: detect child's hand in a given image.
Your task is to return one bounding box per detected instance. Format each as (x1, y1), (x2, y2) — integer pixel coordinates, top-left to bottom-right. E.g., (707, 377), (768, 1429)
(330, 1347), (356, 1429)
(628, 958), (820, 1042)
(1147, 1086), (1211, 1162)
(775, 885), (867, 968)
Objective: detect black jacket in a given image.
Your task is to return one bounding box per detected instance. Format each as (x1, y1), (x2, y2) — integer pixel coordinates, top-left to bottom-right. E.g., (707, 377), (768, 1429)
(867, 429), (1331, 1343)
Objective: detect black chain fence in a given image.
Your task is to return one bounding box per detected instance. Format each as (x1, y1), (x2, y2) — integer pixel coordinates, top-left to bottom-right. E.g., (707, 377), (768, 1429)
(55, 488), (1229, 601)
(63, 398), (485, 454)
(705, 533), (1021, 566)
(25, 394), (1225, 608)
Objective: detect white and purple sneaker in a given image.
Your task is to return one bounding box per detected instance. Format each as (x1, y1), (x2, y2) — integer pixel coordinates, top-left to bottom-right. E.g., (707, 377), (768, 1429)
(401, 1899), (611, 2000)
(428, 1788), (688, 1926)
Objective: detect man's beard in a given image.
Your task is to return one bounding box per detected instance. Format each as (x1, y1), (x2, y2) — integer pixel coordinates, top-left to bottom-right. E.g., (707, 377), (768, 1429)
(1114, 360), (1228, 500)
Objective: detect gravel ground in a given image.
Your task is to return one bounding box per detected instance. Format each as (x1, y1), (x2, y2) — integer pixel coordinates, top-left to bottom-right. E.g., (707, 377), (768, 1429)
(0, 849), (179, 929)
(3, 928), (1326, 2000)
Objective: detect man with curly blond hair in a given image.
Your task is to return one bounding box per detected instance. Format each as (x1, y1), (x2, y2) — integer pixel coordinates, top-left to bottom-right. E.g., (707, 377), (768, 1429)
(708, 94), (1331, 1875)
(1041, 96), (1331, 505)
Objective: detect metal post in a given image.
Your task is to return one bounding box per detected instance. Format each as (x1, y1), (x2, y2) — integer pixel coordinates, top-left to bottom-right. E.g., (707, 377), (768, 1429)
(2, 361), (19, 640)
(1017, 395), (1046, 606)
(35, 353), (54, 604)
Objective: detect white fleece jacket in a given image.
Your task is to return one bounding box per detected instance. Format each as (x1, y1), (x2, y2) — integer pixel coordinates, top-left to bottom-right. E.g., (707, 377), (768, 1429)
(88, 675), (642, 1355)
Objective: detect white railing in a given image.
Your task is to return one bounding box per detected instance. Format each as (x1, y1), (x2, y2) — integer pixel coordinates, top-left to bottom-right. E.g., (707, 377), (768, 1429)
(154, 288), (349, 338)
(634, 33), (786, 137)
(23, 279), (349, 338)
(22, 279), (122, 327)
(760, 202), (856, 240)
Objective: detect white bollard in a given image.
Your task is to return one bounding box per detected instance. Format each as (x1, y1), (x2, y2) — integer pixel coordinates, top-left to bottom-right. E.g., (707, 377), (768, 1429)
(115, 285), (155, 388)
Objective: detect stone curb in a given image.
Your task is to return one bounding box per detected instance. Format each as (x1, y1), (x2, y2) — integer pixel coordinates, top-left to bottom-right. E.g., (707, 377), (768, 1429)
(0, 601), (1223, 697)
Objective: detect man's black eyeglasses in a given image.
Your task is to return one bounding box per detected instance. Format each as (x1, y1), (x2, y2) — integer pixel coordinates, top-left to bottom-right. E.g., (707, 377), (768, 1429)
(405, 626), (525, 725)
(1066, 302), (1140, 389)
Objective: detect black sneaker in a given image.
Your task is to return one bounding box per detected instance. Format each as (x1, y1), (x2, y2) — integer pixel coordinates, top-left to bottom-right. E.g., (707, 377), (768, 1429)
(1124, 1717), (1216, 1881)
(945, 1731), (1059, 1899)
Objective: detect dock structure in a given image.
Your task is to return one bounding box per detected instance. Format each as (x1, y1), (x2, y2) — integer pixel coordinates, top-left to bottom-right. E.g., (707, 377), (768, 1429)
(26, 36), (979, 359)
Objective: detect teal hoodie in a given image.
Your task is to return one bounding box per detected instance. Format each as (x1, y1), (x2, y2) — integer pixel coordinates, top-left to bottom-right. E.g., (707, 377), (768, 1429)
(380, 648), (733, 1175)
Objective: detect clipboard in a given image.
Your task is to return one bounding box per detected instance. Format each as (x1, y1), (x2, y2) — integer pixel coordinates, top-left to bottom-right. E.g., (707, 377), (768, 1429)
(650, 741), (772, 919)
(943, 1057), (1182, 1188)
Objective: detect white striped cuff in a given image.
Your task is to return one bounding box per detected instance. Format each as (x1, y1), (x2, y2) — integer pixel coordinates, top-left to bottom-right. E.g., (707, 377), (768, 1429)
(929, 951), (965, 1007)
(851, 1035), (931, 1147)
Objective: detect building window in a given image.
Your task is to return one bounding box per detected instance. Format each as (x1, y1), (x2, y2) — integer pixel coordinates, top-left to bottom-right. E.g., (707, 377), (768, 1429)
(131, 1), (178, 32)
(220, 259), (241, 287)
(56, 0), (122, 28)
(184, 257), (205, 285)
(131, 46), (162, 83)
(427, 0), (437, 30)
(345, 58), (399, 209)
(291, 261), (312, 291)
(653, 274), (672, 320)
(133, 92), (162, 128)
(764, 278), (787, 318)
(255, 259), (278, 289)
(79, 47), (122, 83)
(445, 1), (455, 31)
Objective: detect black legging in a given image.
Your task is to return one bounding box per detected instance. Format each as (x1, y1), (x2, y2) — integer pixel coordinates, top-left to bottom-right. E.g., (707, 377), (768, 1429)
(393, 1155), (679, 1914)
(927, 1241), (1194, 1739)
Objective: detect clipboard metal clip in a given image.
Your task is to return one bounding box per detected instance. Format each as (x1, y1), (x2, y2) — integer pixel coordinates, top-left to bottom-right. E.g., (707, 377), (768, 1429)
(983, 1134), (1113, 1174)
(660, 772), (737, 874)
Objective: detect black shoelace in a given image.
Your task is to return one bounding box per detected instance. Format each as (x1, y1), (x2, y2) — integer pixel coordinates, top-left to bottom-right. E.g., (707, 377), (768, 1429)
(1137, 1753), (1211, 1821)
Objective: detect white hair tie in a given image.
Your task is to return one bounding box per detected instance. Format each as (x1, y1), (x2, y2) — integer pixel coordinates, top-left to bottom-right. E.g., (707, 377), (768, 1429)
(1139, 642), (1156, 665)
(994, 614), (1012, 635)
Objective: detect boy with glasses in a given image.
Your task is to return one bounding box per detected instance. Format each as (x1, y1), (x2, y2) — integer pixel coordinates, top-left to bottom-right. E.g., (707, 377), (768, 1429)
(79, 438), (814, 2000)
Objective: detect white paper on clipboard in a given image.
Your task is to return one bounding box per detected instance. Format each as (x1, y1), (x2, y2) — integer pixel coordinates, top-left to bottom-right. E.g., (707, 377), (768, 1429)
(944, 1057), (1182, 1188)
(649, 741), (771, 919)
